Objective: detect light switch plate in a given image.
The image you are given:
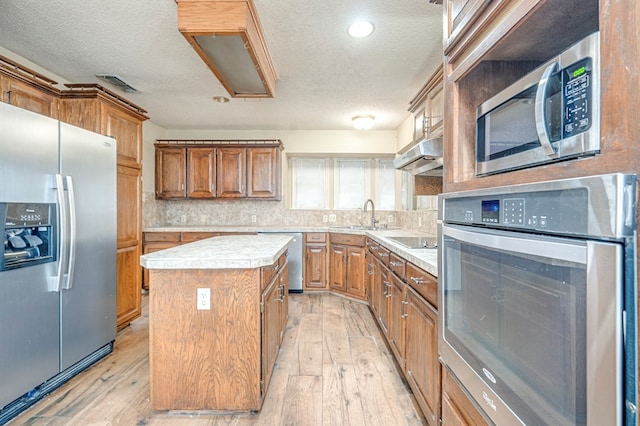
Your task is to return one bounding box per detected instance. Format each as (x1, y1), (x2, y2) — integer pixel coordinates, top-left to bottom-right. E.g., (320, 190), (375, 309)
(197, 288), (210, 310)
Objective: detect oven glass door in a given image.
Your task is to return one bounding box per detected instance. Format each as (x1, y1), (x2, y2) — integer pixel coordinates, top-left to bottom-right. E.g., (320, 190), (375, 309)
(440, 224), (622, 426)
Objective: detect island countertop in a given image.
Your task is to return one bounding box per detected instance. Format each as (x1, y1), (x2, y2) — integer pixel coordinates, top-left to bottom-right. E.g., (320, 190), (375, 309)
(140, 234), (292, 270)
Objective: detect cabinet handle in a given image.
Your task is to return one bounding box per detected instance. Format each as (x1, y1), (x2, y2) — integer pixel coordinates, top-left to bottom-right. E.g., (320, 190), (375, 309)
(379, 252), (389, 258)
(401, 301), (408, 318)
(410, 276), (425, 285)
(390, 261), (402, 267)
(383, 281), (388, 296)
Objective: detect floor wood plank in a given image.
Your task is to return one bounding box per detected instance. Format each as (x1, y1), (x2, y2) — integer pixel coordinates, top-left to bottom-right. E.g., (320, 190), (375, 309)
(7, 292), (425, 426)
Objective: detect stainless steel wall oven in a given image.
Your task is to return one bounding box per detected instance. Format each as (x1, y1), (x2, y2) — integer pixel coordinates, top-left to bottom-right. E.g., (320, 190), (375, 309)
(438, 173), (637, 425)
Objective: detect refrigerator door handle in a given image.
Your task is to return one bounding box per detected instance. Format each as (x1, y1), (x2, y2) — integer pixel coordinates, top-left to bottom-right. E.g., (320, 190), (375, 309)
(63, 175), (77, 290)
(50, 174), (67, 292)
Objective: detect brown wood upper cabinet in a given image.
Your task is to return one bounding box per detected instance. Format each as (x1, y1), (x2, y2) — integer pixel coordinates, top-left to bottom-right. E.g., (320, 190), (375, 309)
(217, 146), (246, 198)
(247, 146), (280, 199)
(0, 56), (60, 119)
(188, 147), (216, 198)
(156, 146), (187, 199)
(155, 140), (282, 200)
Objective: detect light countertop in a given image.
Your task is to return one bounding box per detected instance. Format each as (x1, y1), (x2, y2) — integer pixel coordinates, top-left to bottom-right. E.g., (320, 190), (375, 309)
(140, 234), (292, 270)
(142, 225), (438, 276)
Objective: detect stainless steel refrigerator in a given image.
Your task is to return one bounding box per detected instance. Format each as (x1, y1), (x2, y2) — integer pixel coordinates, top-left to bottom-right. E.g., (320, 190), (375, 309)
(0, 102), (117, 423)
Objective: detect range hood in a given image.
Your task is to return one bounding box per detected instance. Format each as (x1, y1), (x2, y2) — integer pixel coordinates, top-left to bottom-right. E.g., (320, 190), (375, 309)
(393, 137), (443, 176)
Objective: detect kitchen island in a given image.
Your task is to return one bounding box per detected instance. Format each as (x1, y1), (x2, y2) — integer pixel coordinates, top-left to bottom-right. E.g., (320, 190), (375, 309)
(140, 234), (292, 412)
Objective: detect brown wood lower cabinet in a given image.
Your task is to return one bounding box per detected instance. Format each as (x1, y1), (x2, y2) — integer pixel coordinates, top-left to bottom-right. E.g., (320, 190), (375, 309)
(116, 243), (142, 329)
(441, 367), (490, 426)
(148, 253), (288, 412)
(365, 237), (441, 426)
(387, 273), (406, 371)
(405, 285), (440, 426)
(304, 233), (328, 290)
(328, 234), (367, 300)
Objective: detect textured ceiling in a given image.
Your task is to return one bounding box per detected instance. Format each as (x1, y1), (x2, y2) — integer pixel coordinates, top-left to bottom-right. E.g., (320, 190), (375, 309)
(0, 0), (444, 131)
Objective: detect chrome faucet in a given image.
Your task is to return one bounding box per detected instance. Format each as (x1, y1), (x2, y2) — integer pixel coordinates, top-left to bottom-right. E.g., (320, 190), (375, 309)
(363, 198), (378, 229)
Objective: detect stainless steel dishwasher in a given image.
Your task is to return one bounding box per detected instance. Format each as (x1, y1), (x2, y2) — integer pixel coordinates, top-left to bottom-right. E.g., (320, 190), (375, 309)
(258, 232), (303, 293)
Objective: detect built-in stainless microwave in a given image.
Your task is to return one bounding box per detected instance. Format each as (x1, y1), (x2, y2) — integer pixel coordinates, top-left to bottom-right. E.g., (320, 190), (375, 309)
(476, 32), (600, 176)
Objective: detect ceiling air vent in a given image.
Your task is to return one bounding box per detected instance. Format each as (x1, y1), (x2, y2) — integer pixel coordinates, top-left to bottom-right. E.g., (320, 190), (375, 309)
(96, 74), (138, 93)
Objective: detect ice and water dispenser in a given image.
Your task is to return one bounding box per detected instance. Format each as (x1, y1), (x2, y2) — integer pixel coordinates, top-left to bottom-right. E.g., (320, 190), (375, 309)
(1, 203), (55, 271)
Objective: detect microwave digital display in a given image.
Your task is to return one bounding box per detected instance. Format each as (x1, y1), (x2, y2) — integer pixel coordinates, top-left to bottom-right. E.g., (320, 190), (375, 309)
(563, 58), (593, 138)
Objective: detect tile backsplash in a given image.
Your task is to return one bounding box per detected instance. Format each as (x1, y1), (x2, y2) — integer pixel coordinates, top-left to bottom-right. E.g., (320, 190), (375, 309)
(143, 193), (438, 235)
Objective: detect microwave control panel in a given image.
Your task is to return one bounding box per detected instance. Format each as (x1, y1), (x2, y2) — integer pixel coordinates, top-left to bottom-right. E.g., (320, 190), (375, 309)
(562, 58), (593, 138)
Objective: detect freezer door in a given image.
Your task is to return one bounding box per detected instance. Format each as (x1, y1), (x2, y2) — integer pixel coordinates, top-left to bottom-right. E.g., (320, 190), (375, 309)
(59, 123), (117, 371)
(0, 103), (60, 408)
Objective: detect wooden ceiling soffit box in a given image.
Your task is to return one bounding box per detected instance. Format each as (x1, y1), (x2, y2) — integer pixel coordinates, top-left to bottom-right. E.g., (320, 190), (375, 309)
(176, 0), (278, 98)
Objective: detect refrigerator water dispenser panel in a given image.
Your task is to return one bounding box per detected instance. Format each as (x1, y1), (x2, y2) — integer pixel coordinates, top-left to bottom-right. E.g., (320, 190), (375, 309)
(1, 203), (55, 271)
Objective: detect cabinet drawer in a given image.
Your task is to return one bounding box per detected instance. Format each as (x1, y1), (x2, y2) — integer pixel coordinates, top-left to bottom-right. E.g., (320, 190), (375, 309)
(261, 252), (287, 290)
(305, 232), (327, 243)
(330, 233), (365, 247)
(389, 252), (406, 281)
(181, 232), (219, 242)
(143, 242), (180, 253)
(144, 232), (181, 242)
(406, 262), (437, 308)
(374, 246), (390, 266)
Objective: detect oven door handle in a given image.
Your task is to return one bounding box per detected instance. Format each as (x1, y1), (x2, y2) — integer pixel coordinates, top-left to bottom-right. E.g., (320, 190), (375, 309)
(443, 224), (586, 265)
(535, 61), (560, 157)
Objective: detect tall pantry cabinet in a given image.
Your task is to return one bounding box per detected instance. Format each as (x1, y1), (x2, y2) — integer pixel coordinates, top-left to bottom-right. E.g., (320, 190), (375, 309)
(1, 60), (148, 330)
(60, 84), (148, 329)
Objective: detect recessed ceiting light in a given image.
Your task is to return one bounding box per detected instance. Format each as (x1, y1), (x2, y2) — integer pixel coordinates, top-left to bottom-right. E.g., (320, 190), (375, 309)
(352, 114), (375, 130)
(347, 21), (375, 38)
(213, 96), (230, 103)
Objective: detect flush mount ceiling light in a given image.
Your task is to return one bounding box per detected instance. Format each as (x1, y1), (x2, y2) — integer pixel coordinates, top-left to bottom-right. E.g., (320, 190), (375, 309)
(177, 0), (278, 98)
(352, 114), (375, 130)
(213, 96), (230, 103)
(347, 21), (375, 38)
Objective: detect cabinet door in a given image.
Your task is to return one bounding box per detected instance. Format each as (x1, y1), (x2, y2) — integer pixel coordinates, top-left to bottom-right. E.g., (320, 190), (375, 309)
(1, 75), (59, 118)
(262, 279), (281, 392)
(366, 251), (376, 308)
(345, 246), (367, 300)
(116, 243), (142, 329)
(378, 262), (390, 334)
(101, 104), (142, 168)
(441, 367), (490, 426)
(217, 147), (246, 198)
(247, 146), (279, 199)
(304, 244), (327, 289)
(388, 274), (406, 370)
(445, 0), (489, 45)
(187, 147), (216, 198)
(278, 261), (289, 340)
(59, 98), (101, 132)
(117, 165), (141, 245)
(405, 287), (440, 425)
(155, 147), (186, 199)
(329, 244), (346, 291)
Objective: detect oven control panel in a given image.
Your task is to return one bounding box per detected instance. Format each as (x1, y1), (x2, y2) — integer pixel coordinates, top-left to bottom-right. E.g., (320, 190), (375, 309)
(444, 187), (589, 235)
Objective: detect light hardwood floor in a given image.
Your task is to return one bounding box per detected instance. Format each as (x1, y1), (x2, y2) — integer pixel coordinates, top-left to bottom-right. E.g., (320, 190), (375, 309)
(9, 292), (426, 425)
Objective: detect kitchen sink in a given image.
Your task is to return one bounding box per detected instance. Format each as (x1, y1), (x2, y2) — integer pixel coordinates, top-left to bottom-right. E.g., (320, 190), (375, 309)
(329, 225), (375, 230)
(329, 225), (401, 231)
